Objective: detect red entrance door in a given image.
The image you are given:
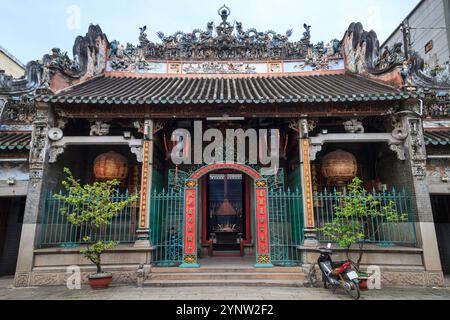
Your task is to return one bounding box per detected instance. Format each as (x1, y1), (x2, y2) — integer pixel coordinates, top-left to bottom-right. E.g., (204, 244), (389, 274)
(201, 171), (251, 256)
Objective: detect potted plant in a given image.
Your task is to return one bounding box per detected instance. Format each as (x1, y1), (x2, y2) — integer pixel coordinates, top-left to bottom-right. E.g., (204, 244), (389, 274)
(316, 177), (407, 289)
(55, 168), (137, 289)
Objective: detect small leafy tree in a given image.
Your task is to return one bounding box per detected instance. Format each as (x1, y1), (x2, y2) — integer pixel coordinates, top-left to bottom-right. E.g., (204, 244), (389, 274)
(54, 168), (138, 274)
(316, 177), (407, 270)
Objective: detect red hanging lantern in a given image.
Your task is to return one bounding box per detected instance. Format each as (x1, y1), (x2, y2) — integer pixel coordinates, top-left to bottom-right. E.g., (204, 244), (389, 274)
(321, 149), (357, 186)
(93, 151), (129, 181)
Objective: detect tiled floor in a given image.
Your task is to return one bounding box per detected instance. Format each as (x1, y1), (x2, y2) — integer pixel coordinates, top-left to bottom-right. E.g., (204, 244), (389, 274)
(0, 276), (449, 300)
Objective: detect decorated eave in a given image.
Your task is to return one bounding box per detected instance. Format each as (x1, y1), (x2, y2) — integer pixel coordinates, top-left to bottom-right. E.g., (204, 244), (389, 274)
(424, 130), (450, 146)
(0, 132), (31, 151)
(4, 5), (450, 112)
(35, 73), (413, 105)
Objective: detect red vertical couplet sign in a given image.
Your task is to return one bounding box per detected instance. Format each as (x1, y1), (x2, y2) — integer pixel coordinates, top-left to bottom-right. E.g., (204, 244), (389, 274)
(184, 188), (197, 255)
(255, 187), (269, 255)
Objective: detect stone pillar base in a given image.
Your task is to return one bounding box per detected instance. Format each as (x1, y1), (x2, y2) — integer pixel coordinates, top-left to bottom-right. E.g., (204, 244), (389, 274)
(134, 229), (151, 248)
(14, 272), (31, 287)
(303, 239), (319, 247)
(134, 240), (151, 248)
(303, 228), (318, 247)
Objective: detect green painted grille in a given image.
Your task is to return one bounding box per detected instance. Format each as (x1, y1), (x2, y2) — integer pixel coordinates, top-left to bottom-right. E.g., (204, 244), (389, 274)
(314, 188), (417, 246)
(268, 188), (304, 266)
(38, 190), (140, 248)
(150, 188), (185, 266)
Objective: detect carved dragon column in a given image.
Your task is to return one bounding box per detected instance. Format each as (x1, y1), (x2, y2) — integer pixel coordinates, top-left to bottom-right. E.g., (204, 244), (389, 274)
(134, 120), (154, 249)
(295, 118), (317, 246)
(400, 111), (444, 286)
(14, 100), (53, 287)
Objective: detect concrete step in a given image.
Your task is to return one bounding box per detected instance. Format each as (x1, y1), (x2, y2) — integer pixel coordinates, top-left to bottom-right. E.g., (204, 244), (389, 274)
(143, 279), (306, 288)
(148, 272), (306, 281)
(151, 267), (302, 273)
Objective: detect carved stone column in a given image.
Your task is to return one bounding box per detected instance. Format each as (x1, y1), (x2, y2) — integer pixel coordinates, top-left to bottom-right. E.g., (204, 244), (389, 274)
(14, 101), (53, 287)
(134, 120), (154, 248)
(401, 111), (444, 286)
(297, 119), (317, 246)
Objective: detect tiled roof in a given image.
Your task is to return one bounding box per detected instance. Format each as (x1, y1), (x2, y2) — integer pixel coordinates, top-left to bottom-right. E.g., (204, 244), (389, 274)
(424, 130), (450, 146)
(0, 132), (31, 151)
(36, 73), (413, 105)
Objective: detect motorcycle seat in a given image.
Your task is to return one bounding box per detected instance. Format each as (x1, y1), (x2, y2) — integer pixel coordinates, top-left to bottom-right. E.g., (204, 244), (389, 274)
(331, 261), (349, 268)
(316, 248), (333, 254)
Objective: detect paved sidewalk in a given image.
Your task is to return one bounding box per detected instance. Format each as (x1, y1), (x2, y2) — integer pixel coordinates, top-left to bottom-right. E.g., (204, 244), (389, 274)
(0, 277), (449, 300)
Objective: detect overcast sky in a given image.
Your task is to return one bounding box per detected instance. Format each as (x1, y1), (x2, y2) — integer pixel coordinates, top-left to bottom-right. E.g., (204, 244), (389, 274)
(0, 0), (419, 64)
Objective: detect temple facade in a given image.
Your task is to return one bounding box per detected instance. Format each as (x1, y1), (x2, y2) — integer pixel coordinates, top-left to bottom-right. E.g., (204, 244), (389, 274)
(0, 6), (448, 287)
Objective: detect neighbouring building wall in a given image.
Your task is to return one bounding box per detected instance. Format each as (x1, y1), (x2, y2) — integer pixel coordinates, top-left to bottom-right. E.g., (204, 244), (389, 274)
(383, 0), (450, 66)
(0, 49), (25, 78)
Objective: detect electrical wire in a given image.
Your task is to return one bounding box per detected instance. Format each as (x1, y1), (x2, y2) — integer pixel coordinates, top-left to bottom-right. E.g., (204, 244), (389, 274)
(410, 26), (450, 30)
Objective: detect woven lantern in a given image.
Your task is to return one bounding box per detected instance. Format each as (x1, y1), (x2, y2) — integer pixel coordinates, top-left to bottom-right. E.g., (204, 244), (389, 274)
(321, 149), (357, 186)
(93, 151), (129, 181)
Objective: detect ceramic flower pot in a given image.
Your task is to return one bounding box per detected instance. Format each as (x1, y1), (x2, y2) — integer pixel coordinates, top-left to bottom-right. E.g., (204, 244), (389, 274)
(88, 273), (113, 289)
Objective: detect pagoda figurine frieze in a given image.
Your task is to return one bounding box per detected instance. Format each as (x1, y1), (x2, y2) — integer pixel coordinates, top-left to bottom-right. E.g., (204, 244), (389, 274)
(106, 5), (344, 74)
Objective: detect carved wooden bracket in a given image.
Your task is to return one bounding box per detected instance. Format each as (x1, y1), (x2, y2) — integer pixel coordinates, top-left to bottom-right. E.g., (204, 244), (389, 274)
(48, 136), (144, 163)
(309, 133), (406, 161)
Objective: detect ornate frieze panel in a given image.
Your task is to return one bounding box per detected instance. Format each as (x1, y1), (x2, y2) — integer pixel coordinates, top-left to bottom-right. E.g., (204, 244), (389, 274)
(403, 116), (427, 180)
(0, 94), (36, 125)
(107, 6), (342, 68)
(107, 59), (345, 75)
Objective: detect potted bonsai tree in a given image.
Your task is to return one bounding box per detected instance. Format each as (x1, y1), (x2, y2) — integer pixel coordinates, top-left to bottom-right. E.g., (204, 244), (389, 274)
(316, 177), (407, 289)
(55, 168), (137, 289)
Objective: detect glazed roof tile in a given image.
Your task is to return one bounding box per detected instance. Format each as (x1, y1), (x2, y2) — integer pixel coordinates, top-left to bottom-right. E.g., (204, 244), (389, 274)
(0, 132), (31, 151)
(424, 130), (450, 146)
(36, 73), (414, 105)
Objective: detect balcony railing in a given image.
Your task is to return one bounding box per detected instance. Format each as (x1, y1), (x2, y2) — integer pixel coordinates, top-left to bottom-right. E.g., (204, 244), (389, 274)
(37, 190), (140, 248)
(313, 188), (417, 246)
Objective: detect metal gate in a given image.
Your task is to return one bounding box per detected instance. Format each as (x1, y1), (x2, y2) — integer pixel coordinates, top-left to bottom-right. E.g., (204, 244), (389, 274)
(268, 188), (304, 266)
(150, 188), (185, 266)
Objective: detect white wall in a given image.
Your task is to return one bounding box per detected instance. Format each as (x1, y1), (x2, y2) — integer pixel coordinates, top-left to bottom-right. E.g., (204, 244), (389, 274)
(384, 0), (450, 66)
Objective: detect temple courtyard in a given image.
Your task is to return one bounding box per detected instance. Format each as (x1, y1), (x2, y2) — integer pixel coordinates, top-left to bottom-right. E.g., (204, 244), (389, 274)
(0, 276), (449, 300)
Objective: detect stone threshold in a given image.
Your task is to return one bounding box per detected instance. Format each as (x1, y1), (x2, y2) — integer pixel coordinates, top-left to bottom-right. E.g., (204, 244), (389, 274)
(32, 264), (146, 273)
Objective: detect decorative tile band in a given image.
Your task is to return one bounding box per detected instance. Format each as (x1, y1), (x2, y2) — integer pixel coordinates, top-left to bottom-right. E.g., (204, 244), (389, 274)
(302, 139), (315, 228)
(184, 189), (197, 256)
(255, 186), (270, 256)
(139, 140), (150, 228)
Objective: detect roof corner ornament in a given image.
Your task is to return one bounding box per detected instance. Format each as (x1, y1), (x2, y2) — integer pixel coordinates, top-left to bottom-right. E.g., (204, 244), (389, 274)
(216, 5), (233, 36)
(301, 23), (311, 44)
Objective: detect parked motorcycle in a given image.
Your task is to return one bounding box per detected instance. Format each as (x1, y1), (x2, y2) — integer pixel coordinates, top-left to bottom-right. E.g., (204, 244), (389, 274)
(308, 245), (360, 300)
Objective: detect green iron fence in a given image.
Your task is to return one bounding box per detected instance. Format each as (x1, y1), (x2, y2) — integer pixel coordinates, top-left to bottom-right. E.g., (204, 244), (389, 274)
(313, 188), (417, 246)
(38, 190), (140, 248)
(150, 188), (185, 266)
(268, 188), (304, 266)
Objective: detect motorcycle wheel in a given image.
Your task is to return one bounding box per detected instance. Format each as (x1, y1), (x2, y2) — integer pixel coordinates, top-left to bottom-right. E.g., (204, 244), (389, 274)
(343, 280), (360, 300)
(307, 264), (319, 288)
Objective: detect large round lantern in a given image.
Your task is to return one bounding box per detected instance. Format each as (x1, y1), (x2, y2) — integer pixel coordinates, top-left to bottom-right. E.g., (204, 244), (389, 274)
(93, 151), (129, 181)
(321, 149), (357, 186)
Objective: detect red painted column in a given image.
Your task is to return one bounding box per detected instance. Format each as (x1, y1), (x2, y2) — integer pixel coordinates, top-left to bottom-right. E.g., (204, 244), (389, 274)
(181, 180), (200, 268)
(255, 180), (273, 267)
